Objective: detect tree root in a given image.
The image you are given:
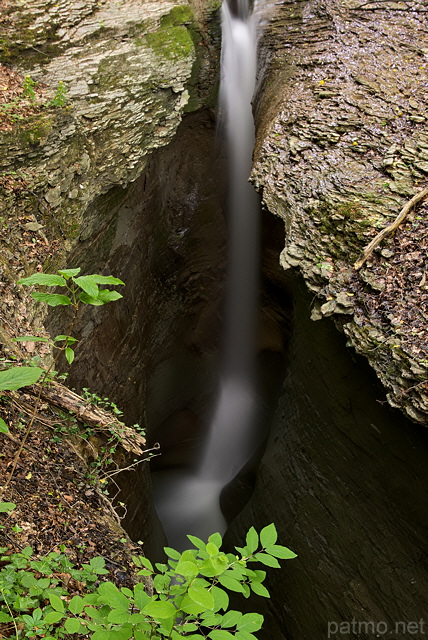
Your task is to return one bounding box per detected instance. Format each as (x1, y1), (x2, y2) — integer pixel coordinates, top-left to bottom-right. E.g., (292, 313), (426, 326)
(354, 185), (428, 270)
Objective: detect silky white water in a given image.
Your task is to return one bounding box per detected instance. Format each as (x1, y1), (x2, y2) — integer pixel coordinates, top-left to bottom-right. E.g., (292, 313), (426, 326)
(153, 0), (261, 549)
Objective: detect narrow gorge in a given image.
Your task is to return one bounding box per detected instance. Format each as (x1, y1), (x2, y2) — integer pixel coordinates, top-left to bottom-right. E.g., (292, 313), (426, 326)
(0, 0), (427, 639)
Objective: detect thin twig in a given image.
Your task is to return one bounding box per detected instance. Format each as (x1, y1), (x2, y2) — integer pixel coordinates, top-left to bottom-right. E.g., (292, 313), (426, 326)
(354, 185), (428, 270)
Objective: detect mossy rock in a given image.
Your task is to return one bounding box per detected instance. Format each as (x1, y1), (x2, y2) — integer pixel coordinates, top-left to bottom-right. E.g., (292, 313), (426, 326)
(161, 5), (194, 27)
(145, 25), (194, 61)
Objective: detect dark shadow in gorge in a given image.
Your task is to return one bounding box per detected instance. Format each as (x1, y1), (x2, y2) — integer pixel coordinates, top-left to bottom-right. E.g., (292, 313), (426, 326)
(48, 105), (294, 558)
(224, 265), (428, 640)
(47, 109), (229, 558)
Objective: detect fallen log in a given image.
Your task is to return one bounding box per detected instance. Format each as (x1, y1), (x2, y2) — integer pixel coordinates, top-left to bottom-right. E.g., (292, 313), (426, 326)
(24, 381), (146, 456)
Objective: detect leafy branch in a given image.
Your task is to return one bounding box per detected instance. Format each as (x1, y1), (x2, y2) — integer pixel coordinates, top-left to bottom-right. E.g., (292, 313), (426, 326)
(0, 268), (124, 499)
(0, 512), (296, 640)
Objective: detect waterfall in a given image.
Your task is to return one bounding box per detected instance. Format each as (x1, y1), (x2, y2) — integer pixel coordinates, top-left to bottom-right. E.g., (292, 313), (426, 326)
(200, 0), (259, 482)
(153, 0), (261, 549)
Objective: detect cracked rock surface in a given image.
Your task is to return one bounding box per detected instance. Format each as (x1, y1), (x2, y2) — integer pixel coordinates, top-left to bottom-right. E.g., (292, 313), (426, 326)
(254, 0), (428, 423)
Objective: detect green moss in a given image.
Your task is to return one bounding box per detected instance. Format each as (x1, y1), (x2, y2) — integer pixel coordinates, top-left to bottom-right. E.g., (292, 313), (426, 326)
(18, 114), (54, 147)
(161, 5), (194, 27)
(145, 25), (194, 60)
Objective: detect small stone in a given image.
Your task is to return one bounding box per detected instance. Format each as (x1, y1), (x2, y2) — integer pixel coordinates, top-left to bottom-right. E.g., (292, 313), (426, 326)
(310, 304), (323, 321)
(320, 300), (337, 316)
(415, 161), (428, 173)
(24, 222), (43, 232)
(381, 249), (394, 258)
(336, 292), (354, 308)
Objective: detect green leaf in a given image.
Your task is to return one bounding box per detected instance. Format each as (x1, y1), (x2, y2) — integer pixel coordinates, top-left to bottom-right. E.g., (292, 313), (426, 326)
(0, 612), (12, 623)
(235, 631), (258, 640)
(0, 418), (9, 433)
(188, 584), (214, 610)
(209, 630), (236, 640)
(187, 534), (205, 550)
(246, 569), (265, 583)
(164, 546), (181, 560)
(91, 631), (114, 640)
(142, 600), (176, 619)
(0, 366), (44, 391)
(133, 583), (151, 609)
(13, 336), (50, 343)
(200, 555), (228, 578)
(64, 617), (84, 633)
(179, 595), (206, 616)
(18, 273), (66, 287)
(208, 532), (222, 548)
(241, 583), (250, 598)
(202, 611), (222, 626)
(49, 593), (65, 612)
(206, 542), (219, 556)
(20, 573), (38, 587)
(260, 523), (278, 548)
(253, 553), (280, 568)
(181, 623), (198, 632)
(97, 581), (129, 610)
(79, 292), (104, 306)
(211, 585), (229, 612)
(245, 527), (259, 554)
(73, 275), (99, 297)
(31, 292), (72, 306)
(58, 268), (81, 279)
(265, 545), (297, 560)
(54, 335), (78, 343)
(21, 614), (34, 626)
(218, 574), (245, 594)
(97, 290), (123, 303)
(175, 560), (199, 578)
(236, 613), (264, 633)
(65, 347), (75, 364)
(89, 275), (125, 286)
(108, 608), (131, 623)
(132, 556), (153, 572)
(153, 573), (170, 592)
(221, 610), (243, 627)
(250, 582), (270, 598)
(43, 611), (64, 624)
(68, 595), (84, 614)
(89, 556), (106, 573)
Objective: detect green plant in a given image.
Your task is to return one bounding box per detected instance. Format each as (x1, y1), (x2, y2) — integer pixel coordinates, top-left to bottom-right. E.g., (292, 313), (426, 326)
(22, 76), (37, 102)
(0, 268), (124, 394)
(50, 82), (67, 108)
(81, 389), (124, 417)
(0, 504), (296, 639)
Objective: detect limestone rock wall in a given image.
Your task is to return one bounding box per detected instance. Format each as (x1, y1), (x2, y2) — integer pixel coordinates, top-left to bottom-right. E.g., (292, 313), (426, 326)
(0, 0), (220, 256)
(253, 0), (428, 423)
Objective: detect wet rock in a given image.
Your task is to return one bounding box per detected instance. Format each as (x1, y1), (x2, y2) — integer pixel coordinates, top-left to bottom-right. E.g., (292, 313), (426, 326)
(253, 0), (428, 423)
(0, 0), (221, 249)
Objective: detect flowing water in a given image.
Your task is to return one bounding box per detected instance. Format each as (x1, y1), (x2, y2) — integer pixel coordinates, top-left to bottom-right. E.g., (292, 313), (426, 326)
(152, 0), (262, 549)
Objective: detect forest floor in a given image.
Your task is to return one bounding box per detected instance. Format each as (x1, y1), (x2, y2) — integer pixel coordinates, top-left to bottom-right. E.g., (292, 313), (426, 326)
(0, 392), (146, 637)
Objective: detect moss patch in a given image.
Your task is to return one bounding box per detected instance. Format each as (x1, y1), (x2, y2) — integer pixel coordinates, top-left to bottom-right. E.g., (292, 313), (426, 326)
(161, 5), (194, 27)
(18, 113), (55, 147)
(145, 25), (194, 61)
